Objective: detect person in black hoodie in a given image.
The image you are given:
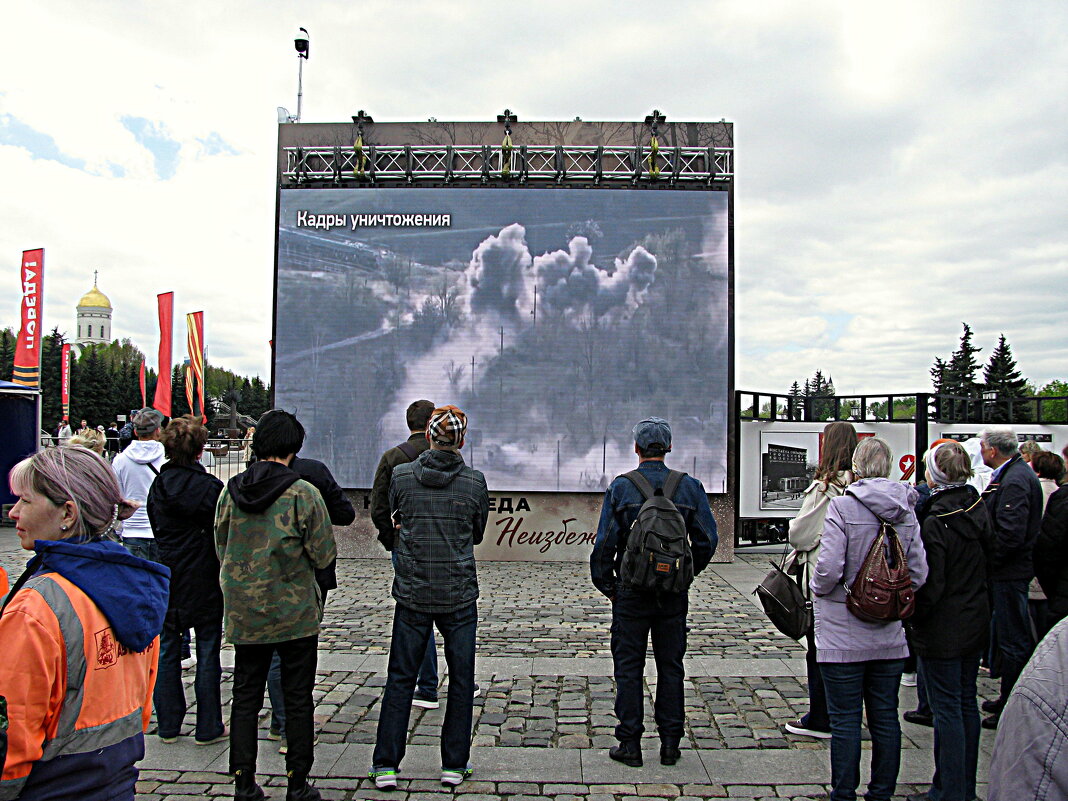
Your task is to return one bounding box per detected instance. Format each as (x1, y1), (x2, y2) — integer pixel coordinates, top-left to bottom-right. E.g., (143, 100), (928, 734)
(146, 416), (226, 745)
(1034, 483), (1068, 626)
(906, 441), (994, 801)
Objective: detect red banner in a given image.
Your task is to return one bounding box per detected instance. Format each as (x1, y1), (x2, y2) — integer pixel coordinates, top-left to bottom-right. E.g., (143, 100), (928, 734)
(61, 343), (71, 418)
(184, 364), (195, 415)
(12, 249), (44, 387)
(186, 311), (206, 422)
(152, 292), (173, 416)
(139, 360), (146, 407)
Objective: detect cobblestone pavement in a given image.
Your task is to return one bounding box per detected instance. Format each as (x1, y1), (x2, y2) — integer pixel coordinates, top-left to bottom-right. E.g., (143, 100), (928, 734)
(0, 536), (1001, 799)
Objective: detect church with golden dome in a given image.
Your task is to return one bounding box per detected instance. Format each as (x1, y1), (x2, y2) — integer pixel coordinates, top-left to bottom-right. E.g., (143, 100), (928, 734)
(75, 272), (113, 347)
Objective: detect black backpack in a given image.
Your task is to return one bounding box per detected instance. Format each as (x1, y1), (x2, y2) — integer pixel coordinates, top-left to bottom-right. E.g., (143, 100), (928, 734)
(619, 470), (694, 593)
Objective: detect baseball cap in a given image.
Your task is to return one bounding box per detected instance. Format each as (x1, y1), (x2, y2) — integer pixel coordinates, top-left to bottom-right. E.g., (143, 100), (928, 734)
(632, 416), (672, 450)
(133, 408), (164, 436)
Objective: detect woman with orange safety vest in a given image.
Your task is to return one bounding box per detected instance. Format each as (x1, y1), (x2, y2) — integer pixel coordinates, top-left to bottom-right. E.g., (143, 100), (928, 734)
(0, 446), (169, 800)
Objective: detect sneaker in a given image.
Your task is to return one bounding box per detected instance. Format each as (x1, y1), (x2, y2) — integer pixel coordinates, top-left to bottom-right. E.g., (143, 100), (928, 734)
(266, 725), (283, 741)
(181, 654), (197, 670)
(474, 683), (482, 698)
(440, 766), (473, 786)
(784, 718), (832, 739)
(412, 691), (440, 709)
(195, 725), (229, 746)
(369, 767), (398, 790)
(901, 672), (918, 687)
(608, 741), (643, 767)
(158, 733), (179, 744)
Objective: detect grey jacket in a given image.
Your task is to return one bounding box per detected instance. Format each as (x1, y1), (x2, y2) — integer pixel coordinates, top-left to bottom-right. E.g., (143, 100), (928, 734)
(389, 448), (489, 613)
(811, 478), (928, 663)
(989, 616), (1068, 800)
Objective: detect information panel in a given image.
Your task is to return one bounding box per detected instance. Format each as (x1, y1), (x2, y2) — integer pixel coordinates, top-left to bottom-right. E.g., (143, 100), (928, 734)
(275, 188), (730, 492)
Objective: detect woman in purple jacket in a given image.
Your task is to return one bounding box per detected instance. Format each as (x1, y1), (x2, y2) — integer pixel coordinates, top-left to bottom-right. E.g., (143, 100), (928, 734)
(811, 437), (929, 801)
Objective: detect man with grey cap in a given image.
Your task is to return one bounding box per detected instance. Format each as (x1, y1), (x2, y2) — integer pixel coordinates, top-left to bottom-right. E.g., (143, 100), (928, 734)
(111, 407), (167, 561)
(591, 416), (717, 768)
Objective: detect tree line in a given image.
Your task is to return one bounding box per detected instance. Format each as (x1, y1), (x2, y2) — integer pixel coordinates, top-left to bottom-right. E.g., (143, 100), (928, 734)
(0, 327), (272, 431)
(745, 324), (1067, 423)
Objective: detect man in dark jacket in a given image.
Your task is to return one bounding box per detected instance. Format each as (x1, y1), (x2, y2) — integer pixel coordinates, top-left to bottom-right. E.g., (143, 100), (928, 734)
(368, 399), (442, 708)
(368, 405), (488, 790)
(979, 426), (1044, 729)
(1034, 484), (1068, 624)
(590, 417), (717, 769)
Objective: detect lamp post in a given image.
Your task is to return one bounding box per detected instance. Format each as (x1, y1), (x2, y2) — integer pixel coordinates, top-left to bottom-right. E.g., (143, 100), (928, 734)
(294, 27), (309, 122)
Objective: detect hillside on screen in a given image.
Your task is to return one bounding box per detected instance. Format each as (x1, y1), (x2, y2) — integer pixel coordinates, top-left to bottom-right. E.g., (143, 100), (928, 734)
(275, 188), (729, 492)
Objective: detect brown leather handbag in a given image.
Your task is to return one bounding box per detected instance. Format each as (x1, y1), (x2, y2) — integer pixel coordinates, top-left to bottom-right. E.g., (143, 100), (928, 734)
(843, 495), (915, 624)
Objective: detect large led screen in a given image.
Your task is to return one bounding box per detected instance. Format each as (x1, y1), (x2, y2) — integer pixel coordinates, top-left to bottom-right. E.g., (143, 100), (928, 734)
(275, 188), (729, 492)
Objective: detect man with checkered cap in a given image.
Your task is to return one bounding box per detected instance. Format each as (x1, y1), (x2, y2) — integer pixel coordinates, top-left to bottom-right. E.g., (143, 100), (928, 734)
(591, 416), (717, 769)
(369, 405), (489, 790)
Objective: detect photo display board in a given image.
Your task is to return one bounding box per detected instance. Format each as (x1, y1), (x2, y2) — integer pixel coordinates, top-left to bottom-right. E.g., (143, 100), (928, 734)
(274, 187), (730, 492)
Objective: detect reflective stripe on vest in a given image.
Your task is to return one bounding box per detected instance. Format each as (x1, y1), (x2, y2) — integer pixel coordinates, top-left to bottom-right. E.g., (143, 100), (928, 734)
(27, 576), (144, 760)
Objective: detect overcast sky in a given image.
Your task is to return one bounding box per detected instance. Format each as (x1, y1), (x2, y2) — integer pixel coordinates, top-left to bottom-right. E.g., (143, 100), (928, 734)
(2, 1), (1065, 395)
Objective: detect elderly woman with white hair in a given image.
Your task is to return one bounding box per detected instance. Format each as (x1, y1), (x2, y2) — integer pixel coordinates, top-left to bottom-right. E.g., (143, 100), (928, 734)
(811, 437), (928, 801)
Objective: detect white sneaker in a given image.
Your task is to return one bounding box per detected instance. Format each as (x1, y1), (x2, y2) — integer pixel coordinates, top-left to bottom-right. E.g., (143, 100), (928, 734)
(369, 767), (398, 790)
(473, 683), (481, 698)
(181, 655), (197, 670)
(412, 693), (440, 709)
(901, 672), (918, 687)
(441, 766), (472, 786)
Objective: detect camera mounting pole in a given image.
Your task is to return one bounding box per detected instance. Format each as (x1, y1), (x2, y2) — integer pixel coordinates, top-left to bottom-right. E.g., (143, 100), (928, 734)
(294, 27), (310, 122)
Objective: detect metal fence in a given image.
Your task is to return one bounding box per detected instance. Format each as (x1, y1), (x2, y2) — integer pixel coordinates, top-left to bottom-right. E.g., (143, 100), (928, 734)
(37, 436), (252, 483)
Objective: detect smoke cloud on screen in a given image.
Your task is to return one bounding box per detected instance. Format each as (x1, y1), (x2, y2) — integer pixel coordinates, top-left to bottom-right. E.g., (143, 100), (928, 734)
(465, 223), (532, 316)
(531, 237), (657, 317)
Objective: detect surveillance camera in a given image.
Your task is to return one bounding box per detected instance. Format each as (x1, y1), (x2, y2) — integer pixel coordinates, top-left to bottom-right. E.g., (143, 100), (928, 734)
(294, 27), (309, 58)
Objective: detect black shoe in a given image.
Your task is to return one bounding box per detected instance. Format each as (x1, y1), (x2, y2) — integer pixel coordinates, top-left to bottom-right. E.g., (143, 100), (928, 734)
(903, 710), (934, 727)
(286, 779), (322, 801)
(905, 793), (930, 801)
(981, 713), (1000, 730)
(234, 769), (266, 801)
(660, 740), (681, 765)
(609, 741), (643, 767)
(981, 698), (1004, 714)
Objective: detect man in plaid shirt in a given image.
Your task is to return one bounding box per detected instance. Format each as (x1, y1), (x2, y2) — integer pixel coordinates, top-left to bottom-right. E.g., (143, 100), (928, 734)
(369, 405), (489, 790)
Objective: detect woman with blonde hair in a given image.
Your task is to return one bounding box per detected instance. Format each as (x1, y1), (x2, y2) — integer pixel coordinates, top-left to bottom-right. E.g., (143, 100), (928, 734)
(784, 421), (859, 739)
(0, 446), (169, 800)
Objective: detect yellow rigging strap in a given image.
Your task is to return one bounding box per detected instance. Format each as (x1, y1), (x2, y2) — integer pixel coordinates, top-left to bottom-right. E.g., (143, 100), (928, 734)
(646, 134), (660, 179)
(353, 134), (367, 178)
(501, 131), (513, 177)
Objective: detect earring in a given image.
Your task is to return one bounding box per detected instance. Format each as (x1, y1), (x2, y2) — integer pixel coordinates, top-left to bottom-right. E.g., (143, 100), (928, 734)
(61, 525), (69, 531)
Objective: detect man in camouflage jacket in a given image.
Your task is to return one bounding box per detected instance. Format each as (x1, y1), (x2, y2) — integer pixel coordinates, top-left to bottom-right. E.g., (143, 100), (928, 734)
(215, 410), (336, 801)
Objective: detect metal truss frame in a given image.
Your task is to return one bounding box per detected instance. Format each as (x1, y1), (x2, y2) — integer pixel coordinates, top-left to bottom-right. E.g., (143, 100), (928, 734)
(282, 143), (733, 186)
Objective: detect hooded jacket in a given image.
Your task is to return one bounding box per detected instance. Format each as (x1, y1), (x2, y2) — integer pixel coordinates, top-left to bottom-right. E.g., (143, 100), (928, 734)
(811, 478), (928, 663)
(908, 484), (994, 659)
(214, 461), (336, 644)
(389, 448), (489, 613)
(0, 539), (169, 801)
(111, 439), (166, 537)
(146, 461), (225, 629)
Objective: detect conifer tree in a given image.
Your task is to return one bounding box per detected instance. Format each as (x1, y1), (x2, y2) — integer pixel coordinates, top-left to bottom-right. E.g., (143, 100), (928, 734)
(944, 323), (982, 397)
(983, 334), (1030, 422)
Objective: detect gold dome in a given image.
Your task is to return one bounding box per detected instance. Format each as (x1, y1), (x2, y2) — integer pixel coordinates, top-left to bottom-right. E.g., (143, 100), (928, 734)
(77, 284), (111, 310)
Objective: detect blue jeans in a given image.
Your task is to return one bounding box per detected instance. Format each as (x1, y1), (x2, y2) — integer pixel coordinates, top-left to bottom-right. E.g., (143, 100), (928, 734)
(154, 620), (224, 741)
(821, 659), (905, 801)
(390, 552), (439, 698)
(991, 579), (1034, 706)
(920, 655), (980, 801)
(610, 588), (688, 743)
(372, 601), (477, 771)
(122, 536), (159, 562)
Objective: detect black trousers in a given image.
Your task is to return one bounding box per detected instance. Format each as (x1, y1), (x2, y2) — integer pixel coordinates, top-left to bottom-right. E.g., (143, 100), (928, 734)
(610, 588), (688, 743)
(229, 635), (318, 782)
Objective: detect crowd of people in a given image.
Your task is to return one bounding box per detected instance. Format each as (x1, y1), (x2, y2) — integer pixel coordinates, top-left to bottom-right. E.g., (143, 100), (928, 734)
(2, 403), (1068, 800)
(786, 422), (1068, 801)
